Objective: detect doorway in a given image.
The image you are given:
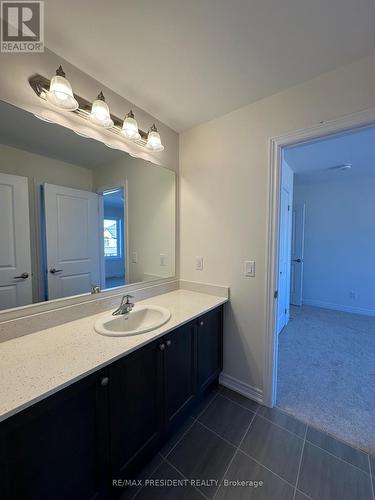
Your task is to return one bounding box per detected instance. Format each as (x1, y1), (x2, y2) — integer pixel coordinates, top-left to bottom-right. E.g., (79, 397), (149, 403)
(101, 187), (127, 290)
(268, 116), (375, 454)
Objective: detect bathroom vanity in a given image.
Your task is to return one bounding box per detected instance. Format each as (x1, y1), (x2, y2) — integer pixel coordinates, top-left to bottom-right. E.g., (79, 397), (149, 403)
(0, 290), (225, 500)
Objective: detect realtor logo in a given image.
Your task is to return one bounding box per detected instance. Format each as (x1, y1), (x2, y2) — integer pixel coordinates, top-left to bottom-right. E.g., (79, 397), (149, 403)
(1, 1), (44, 52)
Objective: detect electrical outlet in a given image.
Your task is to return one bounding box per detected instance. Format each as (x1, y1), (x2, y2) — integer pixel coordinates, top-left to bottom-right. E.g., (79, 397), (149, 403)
(195, 256), (204, 271)
(349, 291), (357, 299)
(160, 254), (166, 266)
(131, 252), (138, 264)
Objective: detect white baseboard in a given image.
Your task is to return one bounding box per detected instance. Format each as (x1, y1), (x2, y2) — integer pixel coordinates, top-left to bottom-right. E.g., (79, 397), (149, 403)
(303, 299), (375, 317)
(219, 372), (263, 405)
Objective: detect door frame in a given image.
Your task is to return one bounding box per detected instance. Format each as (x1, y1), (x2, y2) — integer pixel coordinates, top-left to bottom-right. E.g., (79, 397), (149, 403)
(264, 106), (375, 407)
(96, 181), (129, 290)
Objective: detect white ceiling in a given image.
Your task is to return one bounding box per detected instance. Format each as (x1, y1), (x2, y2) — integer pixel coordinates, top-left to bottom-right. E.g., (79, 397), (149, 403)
(284, 125), (375, 183)
(44, 0), (375, 132)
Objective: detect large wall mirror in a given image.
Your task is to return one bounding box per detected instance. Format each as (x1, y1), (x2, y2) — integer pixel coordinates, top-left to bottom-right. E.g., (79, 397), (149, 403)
(0, 101), (176, 312)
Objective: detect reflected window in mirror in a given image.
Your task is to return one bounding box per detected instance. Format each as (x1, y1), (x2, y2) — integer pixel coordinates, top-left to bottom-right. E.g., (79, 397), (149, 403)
(104, 219), (121, 258)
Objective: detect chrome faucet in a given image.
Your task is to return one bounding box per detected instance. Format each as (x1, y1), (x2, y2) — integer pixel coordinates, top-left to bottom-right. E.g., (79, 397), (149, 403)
(112, 294), (135, 316)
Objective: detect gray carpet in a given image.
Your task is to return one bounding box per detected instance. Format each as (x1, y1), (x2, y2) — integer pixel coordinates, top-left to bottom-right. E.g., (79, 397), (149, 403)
(277, 305), (375, 455)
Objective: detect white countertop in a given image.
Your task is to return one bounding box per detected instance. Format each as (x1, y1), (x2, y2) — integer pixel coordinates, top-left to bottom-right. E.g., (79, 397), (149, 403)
(0, 290), (227, 423)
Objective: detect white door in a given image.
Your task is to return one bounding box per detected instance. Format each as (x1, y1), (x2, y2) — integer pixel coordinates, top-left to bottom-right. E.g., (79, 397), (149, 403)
(43, 183), (100, 300)
(290, 203), (305, 306)
(277, 160), (294, 334)
(277, 188), (293, 333)
(0, 173), (32, 310)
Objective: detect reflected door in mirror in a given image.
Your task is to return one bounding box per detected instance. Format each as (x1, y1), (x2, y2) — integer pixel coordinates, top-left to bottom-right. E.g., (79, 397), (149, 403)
(0, 173), (32, 310)
(43, 184), (100, 300)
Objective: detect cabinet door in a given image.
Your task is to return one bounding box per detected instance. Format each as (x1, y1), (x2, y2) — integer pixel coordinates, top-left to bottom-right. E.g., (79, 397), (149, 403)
(197, 307), (223, 393)
(0, 370), (110, 500)
(108, 339), (163, 482)
(164, 321), (196, 429)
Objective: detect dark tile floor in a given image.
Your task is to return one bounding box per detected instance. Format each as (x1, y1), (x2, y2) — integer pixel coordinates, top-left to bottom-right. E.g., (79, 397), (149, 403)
(120, 386), (375, 500)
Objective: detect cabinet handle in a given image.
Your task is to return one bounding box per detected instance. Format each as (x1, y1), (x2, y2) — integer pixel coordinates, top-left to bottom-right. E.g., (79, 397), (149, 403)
(159, 343), (166, 351)
(200, 320), (204, 327)
(166, 339), (172, 347)
(100, 376), (109, 387)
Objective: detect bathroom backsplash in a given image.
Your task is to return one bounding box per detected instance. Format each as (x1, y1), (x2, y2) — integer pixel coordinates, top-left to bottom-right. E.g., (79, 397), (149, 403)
(0, 280), (179, 343)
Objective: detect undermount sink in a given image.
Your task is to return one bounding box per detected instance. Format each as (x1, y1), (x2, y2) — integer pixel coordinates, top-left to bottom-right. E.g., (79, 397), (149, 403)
(94, 305), (171, 337)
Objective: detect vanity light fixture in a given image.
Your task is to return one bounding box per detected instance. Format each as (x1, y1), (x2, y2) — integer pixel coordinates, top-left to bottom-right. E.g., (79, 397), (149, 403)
(89, 91), (114, 128)
(29, 72), (165, 152)
(146, 124), (164, 152)
(45, 66), (79, 111)
(121, 110), (141, 140)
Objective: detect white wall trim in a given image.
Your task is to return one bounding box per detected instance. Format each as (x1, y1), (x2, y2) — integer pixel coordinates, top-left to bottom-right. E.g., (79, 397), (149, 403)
(219, 372), (264, 404)
(303, 299), (375, 317)
(264, 105), (375, 408)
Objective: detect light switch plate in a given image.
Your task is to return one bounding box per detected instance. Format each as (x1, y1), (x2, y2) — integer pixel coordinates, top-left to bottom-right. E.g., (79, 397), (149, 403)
(244, 260), (255, 277)
(160, 254), (166, 266)
(195, 256), (204, 271)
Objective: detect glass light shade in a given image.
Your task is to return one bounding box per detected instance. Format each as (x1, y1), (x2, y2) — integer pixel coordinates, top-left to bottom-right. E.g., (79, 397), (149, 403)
(122, 114), (141, 140)
(89, 97), (113, 128)
(46, 75), (78, 111)
(146, 125), (164, 152)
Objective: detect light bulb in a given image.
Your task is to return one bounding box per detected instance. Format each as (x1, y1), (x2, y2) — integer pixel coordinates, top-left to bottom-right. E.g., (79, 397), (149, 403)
(121, 110), (141, 140)
(46, 66), (78, 111)
(146, 124), (164, 152)
(89, 92), (113, 128)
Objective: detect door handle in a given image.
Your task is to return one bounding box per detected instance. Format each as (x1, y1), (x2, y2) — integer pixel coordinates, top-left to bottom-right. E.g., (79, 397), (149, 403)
(166, 339), (172, 348)
(50, 268), (63, 274)
(159, 343), (166, 351)
(292, 259), (302, 263)
(14, 272), (29, 279)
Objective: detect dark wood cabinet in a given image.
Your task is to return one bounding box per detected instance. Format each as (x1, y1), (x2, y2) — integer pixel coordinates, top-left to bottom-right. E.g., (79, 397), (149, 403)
(197, 307), (223, 393)
(163, 321), (196, 429)
(0, 305), (223, 500)
(0, 369), (110, 500)
(108, 338), (163, 483)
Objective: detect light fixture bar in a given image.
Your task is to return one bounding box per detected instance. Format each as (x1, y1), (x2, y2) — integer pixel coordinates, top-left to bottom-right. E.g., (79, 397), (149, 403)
(28, 73), (149, 147)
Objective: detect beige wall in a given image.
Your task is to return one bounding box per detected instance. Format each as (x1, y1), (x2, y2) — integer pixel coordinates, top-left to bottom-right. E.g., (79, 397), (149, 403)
(180, 53), (375, 397)
(0, 144), (93, 302)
